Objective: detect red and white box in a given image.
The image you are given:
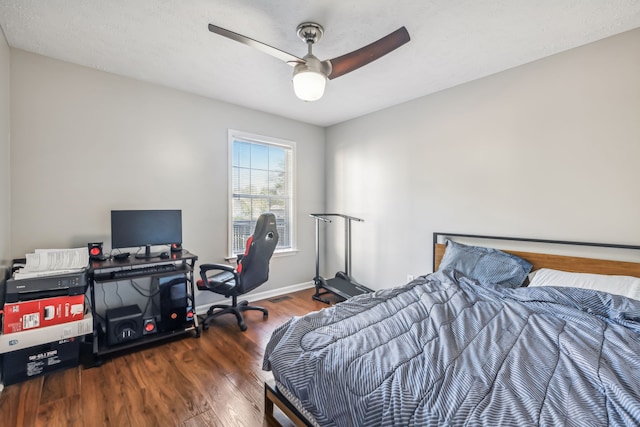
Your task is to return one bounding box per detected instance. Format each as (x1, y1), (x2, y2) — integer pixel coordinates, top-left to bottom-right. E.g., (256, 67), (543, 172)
(3, 295), (85, 334)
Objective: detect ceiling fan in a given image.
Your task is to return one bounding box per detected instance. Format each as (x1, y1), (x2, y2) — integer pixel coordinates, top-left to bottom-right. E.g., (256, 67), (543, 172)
(208, 22), (410, 101)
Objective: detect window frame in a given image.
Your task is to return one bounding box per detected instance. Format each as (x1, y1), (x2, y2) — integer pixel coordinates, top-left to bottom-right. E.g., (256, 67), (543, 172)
(227, 129), (297, 258)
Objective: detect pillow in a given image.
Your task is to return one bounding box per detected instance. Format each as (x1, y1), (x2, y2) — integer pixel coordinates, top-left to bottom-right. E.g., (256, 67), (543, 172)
(528, 268), (640, 301)
(438, 240), (532, 288)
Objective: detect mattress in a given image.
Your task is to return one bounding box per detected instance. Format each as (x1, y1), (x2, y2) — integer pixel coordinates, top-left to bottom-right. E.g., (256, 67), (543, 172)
(263, 269), (640, 426)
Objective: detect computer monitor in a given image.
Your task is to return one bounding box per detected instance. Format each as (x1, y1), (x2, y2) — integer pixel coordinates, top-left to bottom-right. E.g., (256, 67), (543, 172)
(111, 210), (182, 259)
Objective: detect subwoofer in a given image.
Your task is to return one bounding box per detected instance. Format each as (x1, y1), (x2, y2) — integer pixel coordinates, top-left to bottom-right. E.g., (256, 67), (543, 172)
(106, 305), (143, 346)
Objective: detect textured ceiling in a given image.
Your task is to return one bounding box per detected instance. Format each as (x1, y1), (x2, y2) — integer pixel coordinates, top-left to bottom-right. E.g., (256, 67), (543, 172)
(1, 0), (639, 127)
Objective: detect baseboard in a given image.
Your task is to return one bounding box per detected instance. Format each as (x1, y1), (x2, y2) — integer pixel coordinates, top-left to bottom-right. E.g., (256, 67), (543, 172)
(195, 281), (314, 314)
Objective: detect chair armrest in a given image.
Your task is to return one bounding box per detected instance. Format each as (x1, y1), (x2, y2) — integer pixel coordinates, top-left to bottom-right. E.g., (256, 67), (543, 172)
(199, 263), (236, 275)
(198, 263), (238, 290)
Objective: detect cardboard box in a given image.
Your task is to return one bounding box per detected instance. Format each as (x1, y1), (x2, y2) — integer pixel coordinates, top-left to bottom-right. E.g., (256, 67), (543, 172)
(0, 313), (93, 353)
(2, 337), (81, 385)
(3, 295), (84, 334)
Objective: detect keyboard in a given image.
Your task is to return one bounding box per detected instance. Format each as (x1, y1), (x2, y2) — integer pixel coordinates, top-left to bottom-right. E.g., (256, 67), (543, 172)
(111, 263), (178, 279)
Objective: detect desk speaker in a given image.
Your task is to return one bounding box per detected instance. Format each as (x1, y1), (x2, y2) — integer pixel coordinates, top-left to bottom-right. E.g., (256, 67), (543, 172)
(106, 305), (143, 346)
(88, 242), (105, 261)
(143, 317), (157, 335)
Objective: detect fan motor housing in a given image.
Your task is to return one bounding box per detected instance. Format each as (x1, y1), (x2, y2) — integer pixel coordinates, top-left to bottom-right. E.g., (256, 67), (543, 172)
(297, 22), (324, 44)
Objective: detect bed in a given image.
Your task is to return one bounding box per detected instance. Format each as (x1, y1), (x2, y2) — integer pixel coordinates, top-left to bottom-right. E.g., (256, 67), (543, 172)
(262, 233), (640, 426)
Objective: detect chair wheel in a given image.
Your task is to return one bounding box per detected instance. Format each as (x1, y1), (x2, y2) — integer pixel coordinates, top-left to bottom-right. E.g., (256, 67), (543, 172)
(240, 323), (247, 332)
(263, 312), (268, 319)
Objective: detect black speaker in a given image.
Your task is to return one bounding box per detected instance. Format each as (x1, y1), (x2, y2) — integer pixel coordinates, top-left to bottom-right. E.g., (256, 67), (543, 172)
(158, 275), (188, 332)
(106, 305), (143, 346)
(142, 317), (157, 335)
(170, 243), (183, 253)
(88, 242), (106, 261)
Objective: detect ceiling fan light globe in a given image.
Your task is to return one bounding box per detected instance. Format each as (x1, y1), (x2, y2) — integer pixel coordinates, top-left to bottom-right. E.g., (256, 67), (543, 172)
(292, 69), (326, 101)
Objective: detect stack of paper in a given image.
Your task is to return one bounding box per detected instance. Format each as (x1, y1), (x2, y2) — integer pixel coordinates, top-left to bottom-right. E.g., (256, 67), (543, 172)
(12, 248), (89, 280)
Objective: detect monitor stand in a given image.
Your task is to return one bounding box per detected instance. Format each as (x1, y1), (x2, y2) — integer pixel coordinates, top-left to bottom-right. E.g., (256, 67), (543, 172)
(135, 245), (162, 259)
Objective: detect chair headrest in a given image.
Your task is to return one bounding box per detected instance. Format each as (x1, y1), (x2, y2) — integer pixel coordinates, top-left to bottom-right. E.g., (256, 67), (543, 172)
(252, 213), (278, 241)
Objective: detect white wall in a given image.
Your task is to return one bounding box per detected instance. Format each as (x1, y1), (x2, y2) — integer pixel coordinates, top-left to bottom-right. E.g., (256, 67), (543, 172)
(9, 50), (325, 301)
(325, 28), (640, 290)
(0, 30), (10, 278)
(7, 28), (640, 298)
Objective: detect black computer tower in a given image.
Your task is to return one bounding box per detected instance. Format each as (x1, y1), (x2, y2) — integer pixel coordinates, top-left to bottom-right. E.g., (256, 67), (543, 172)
(157, 274), (188, 332)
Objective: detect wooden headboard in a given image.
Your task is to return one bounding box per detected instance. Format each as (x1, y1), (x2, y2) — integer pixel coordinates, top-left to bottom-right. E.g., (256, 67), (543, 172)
(433, 233), (640, 277)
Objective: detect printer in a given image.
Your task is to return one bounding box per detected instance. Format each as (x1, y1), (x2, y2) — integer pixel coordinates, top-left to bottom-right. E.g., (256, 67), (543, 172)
(4, 270), (87, 303)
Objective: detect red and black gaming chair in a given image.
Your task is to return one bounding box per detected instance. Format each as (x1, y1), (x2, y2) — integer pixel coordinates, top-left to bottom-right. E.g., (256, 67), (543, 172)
(196, 213), (279, 331)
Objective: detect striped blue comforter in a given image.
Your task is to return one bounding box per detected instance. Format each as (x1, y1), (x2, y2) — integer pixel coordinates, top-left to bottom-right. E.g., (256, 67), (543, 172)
(263, 269), (640, 426)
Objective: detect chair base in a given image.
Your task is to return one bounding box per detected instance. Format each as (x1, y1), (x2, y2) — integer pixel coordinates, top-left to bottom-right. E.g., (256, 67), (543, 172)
(201, 297), (268, 332)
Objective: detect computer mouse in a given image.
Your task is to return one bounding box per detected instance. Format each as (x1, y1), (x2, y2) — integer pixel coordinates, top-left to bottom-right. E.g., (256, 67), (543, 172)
(160, 252), (170, 259)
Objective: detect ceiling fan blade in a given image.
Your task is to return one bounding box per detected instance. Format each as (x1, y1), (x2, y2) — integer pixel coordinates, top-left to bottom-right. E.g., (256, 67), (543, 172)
(208, 24), (303, 65)
(325, 26), (410, 80)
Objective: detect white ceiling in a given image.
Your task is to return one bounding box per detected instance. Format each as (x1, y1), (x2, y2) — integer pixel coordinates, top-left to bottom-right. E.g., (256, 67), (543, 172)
(1, 1), (639, 127)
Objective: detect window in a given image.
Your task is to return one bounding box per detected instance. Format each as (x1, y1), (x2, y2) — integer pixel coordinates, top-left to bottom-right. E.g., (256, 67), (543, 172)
(229, 130), (295, 256)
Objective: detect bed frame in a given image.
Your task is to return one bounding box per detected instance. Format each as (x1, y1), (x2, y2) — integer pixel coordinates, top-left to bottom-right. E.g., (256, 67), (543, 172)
(432, 232), (640, 275)
(264, 232), (640, 426)
(265, 380), (314, 427)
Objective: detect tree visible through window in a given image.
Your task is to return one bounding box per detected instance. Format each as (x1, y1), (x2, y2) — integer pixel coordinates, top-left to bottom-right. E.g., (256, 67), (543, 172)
(229, 130), (294, 255)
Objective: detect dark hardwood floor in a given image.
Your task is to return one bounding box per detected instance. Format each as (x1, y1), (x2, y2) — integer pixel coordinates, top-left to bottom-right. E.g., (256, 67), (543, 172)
(0, 287), (341, 427)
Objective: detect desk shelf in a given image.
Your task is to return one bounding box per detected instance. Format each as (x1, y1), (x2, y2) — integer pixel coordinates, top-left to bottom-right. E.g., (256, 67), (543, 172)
(87, 250), (199, 365)
(94, 324), (198, 357)
(92, 265), (191, 283)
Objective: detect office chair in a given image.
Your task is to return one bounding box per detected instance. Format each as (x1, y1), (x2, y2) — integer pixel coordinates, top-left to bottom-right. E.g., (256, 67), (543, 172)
(197, 213), (279, 331)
